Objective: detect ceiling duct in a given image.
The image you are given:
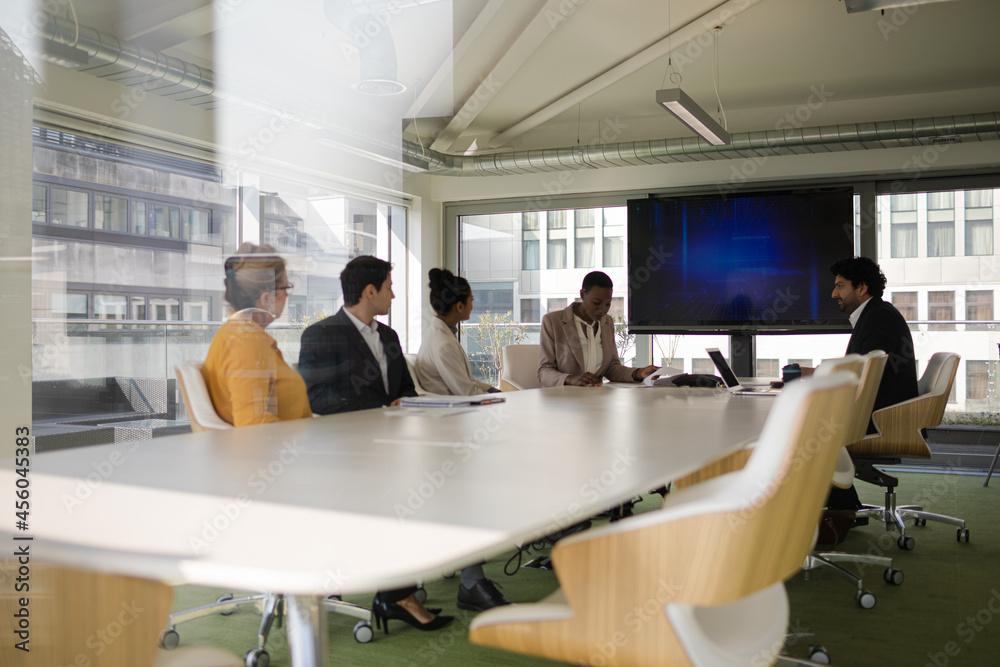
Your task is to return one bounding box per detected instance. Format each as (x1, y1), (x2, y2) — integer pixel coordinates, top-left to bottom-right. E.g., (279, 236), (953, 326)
(35, 13), (1000, 177)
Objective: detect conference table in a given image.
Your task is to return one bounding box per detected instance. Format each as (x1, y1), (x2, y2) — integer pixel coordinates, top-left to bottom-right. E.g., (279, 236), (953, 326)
(2, 385), (776, 666)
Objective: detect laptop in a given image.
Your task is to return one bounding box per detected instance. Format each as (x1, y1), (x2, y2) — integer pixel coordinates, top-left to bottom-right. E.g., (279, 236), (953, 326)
(706, 348), (781, 395)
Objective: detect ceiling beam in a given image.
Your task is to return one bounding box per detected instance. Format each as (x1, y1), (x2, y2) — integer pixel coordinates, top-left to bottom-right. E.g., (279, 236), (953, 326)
(404, 0), (507, 122)
(486, 0), (764, 149)
(429, 0), (570, 153)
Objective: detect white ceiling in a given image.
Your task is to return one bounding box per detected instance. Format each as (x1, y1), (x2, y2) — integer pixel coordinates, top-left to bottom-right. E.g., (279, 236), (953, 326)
(33, 0), (1000, 158)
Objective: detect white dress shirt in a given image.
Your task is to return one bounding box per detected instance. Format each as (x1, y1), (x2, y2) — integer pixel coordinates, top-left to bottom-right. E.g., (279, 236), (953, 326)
(343, 307), (389, 393)
(849, 296), (872, 328)
(573, 313), (603, 375)
(416, 317), (492, 395)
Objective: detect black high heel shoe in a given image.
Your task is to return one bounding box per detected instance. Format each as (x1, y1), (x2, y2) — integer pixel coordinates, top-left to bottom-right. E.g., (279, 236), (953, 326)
(372, 594), (454, 634)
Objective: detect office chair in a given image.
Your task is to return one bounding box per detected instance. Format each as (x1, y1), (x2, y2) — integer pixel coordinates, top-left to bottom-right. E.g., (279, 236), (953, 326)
(804, 351), (903, 609)
(167, 363), (374, 666)
(470, 372), (858, 667)
(850, 351), (968, 550)
(499, 344), (541, 391)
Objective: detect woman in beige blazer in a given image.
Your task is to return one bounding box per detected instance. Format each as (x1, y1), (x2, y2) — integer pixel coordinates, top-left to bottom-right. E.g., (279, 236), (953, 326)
(538, 271), (658, 387)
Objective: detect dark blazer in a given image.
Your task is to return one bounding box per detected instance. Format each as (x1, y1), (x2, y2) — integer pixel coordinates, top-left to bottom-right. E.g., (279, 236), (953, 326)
(298, 308), (416, 415)
(846, 296), (918, 413)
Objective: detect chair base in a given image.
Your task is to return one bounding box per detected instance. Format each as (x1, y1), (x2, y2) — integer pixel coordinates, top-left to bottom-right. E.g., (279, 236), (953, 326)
(853, 460), (967, 549)
(803, 552), (901, 609)
(161, 592), (372, 655)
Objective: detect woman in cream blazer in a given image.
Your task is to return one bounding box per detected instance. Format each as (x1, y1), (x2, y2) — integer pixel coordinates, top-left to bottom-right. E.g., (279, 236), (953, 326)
(538, 271), (658, 387)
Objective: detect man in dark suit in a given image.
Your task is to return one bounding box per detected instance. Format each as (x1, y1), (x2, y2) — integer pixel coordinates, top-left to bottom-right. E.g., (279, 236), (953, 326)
(299, 257), (452, 631)
(828, 256), (918, 513)
(299, 256), (417, 415)
(831, 256), (918, 415)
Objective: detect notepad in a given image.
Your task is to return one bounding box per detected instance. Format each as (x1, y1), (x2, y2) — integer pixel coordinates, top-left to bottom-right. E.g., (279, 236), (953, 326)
(398, 395), (506, 408)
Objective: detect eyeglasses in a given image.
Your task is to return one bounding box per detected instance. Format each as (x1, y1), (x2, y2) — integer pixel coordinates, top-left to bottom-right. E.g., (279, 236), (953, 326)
(276, 283), (294, 295)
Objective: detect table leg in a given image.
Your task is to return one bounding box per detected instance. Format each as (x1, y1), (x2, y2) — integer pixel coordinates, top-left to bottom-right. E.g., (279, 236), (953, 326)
(285, 594), (328, 667)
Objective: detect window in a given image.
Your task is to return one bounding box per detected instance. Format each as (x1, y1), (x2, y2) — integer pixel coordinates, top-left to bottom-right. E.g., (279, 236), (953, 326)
(966, 189), (993, 209)
(95, 195), (128, 233)
(890, 292), (917, 331)
(547, 239), (567, 269)
(52, 187), (88, 227)
(520, 298), (540, 323)
(53, 293), (88, 319)
(927, 191), (954, 210)
(692, 358), (715, 375)
(891, 223), (917, 258)
(927, 221), (955, 257)
(32, 184), (46, 223)
(150, 297), (180, 321)
(966, 290), (993, 331)
(130, 296), (146, 320)
(95, 294), (127, 320)
(522, 240), (540, 270)
(603, 236), (624, 267)
(928, 291), (955, 331)
(185, 208), (211, 244)
(575, 237), (595, 268)
(756, 359), (779, 378)
(609, 297), (625, 319)
(575, 209), (597, 228)
(967, 361), (989, 401)
(150, 204), (181, 238)
(548, 210), (568, 230)
(891, 194), (917, 211)
(547, 298), (567, 314)
(966, 220), (993, 256)
(522, 211), (540, 231)
(133, 201), (148, 235)
(184, 298), (211, 321)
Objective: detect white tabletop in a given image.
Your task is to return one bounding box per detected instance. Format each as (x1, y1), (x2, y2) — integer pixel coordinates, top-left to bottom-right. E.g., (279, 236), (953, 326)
(4, 386), (772, 596)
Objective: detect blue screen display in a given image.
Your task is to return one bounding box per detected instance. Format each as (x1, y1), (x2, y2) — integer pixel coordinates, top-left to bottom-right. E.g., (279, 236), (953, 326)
(627, 189), (854, 333)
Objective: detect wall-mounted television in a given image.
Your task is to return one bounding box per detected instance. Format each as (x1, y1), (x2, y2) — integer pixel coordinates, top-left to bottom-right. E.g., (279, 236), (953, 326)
(627, 187), (855, 334)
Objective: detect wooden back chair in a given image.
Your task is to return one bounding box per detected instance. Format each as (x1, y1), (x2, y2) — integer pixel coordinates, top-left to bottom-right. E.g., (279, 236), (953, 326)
(470, 372), (858, 667)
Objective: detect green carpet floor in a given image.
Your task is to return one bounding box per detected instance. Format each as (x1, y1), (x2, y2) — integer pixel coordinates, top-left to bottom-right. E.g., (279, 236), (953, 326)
(163, 472), (1000, 666)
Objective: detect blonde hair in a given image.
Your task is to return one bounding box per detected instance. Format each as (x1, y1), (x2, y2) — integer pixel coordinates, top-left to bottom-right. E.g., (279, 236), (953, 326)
(223, 242), (287, 310)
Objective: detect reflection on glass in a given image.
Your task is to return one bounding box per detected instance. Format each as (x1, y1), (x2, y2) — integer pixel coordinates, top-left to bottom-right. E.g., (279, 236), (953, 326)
(52, 188), (88, 227)
(133, 201), (147, 235)
(131, 296), (146, 320)
(95, 294), (127, 319)
(52, 293), (88, 319)
(186, 208), (211, 243)
(95, 195), (128, 233)
(32, 184), (46, 223)
(183, 298), (210, 321)
(151, 204), (181, 238)
(150, 297), (180, 320)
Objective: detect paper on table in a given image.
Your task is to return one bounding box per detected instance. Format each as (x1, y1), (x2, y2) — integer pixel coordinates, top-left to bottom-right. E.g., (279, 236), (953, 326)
(398, 395), (505, 408)
(643, 367), (686, 387)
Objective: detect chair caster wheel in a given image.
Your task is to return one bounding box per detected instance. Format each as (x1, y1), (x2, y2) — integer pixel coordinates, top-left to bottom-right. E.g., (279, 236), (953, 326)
(354, 620), (374, 643)
(957, 528), (970, 542)
(158, 628), (179, 650)
(897, 535), (915, 550)
(856, 590), (876, 609)
(414, 586), (427, 603)
(244, 648), (269, 667)
(217, 593), (235, 615)
(884, 568), (904, 585)
(914, 518), (927, 527)
(808, 645), (831, 664)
